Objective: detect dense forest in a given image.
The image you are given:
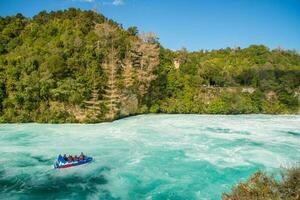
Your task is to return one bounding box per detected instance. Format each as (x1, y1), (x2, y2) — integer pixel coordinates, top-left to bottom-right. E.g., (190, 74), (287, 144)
(0, 8), (299, 122)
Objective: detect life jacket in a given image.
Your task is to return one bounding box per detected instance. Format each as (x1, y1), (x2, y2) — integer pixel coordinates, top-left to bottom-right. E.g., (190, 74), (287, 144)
(58, 155), (64, 162)
(68, 156), (73, 161)
(79, 155), (84, 160)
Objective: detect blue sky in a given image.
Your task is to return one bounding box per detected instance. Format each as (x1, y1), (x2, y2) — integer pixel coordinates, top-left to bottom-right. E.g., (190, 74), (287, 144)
(0, 0), (300, 51)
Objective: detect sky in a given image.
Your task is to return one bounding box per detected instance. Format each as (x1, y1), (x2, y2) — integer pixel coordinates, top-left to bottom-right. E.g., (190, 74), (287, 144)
(0, 0), (300, 51)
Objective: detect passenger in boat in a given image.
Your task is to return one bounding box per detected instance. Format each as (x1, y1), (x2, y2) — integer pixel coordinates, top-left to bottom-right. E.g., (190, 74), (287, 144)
(68, 155), (73, 162)
(63, 154), (68, 161)
(58, 154), (64, 162)
(79, 152), (85, 160)
(74, 155), (79, 161)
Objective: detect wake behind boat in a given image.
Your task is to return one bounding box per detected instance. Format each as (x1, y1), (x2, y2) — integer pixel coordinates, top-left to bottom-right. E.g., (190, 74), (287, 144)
(54, 153), (93, 169)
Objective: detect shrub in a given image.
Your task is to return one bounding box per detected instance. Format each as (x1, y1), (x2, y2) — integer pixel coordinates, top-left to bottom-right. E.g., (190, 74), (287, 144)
(222, 164), (300, 200)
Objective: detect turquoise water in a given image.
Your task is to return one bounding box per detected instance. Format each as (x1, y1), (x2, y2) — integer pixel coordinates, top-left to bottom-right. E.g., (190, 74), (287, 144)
(0, 114), (299, 200)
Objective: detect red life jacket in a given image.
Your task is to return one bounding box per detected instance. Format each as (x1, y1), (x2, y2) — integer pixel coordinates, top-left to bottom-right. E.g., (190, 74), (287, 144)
(68, 156), (73, 161)
(79, 155), (84, 160)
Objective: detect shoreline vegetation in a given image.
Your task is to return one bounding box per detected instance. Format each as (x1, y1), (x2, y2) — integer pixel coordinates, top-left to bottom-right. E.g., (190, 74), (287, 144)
(0, 8), (299, 123)
(222, 163), (300, 200)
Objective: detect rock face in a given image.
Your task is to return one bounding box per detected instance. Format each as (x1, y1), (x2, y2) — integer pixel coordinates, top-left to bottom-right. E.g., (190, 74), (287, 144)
(174, 60), (180, 69)
(266, 91), (277, 101)
(241, 87), (255, 94)
(120, 93), (139, 116)
(294, 87), (300, 99)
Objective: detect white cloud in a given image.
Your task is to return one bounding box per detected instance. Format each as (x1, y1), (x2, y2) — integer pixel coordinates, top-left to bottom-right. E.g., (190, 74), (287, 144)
(70, 0), (124, 6)
(112, 0), (123, 6)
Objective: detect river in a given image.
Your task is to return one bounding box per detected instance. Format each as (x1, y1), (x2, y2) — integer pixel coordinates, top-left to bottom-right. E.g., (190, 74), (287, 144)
(0, 114), (299, 200)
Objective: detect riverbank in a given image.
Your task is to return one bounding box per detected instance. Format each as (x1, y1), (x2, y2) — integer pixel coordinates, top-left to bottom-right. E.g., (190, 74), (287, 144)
(1, 112), (300, 124)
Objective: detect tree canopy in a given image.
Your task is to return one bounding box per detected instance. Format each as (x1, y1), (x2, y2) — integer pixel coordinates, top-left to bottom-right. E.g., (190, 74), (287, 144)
(0, 9), (299, 122)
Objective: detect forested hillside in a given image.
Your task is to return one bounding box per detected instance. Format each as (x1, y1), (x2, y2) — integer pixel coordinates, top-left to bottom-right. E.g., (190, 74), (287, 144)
(154, 46), (300, 114)
(0, 9), (299, 122)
